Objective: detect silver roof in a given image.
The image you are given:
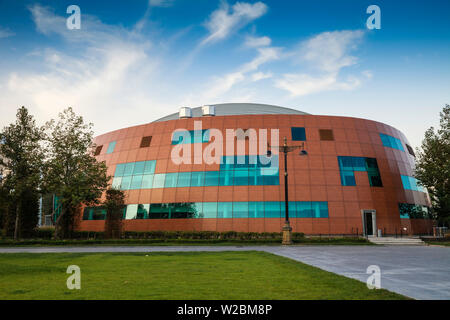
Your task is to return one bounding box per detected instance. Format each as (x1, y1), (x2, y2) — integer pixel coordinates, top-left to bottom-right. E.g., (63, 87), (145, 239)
(153, 103), (310, 122)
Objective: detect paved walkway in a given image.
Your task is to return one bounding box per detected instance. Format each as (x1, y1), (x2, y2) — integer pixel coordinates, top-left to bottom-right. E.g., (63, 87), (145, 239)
(1, 245), (449, 300)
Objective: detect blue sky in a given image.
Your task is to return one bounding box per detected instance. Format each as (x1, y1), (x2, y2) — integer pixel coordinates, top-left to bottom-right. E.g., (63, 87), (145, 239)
(0, 0), (449, 148)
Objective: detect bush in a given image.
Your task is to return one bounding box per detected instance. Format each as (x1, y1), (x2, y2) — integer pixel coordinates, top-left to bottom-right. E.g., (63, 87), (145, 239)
(35, 227), (55, 239)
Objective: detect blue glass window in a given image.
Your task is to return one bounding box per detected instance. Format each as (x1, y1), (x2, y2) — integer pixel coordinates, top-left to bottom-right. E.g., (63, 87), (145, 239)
(217, 202), (233, 218)
(130, 175), (143, 190)
(133, 161), (146, 175)
(248, 201), (265, 218)
(83, 201), (330, 220)
(177, 172), (191, 188)
(265, 201), (281, 218)
(291, 127), (306, 141)
(380, 133), (404, 151)
(112, 177), (122, 189)
(233, 202), (248, 218)
(114, 163), (125, 177)
(164, 173), (178, 188)
(233, 170), (249, 186)
(153, 174), (166, 188)
(120, 176), (132, 190)
(144, 160), (156, 174)
(297, 202), (312, 218)
(123, 163), (135, 176)
(219, 170), (233, 186)
(262, 168), (279, 185)
(204, 171), (219, 186)
(401, 175), (425, 192)
(191, 171), (204, 187)
(141, 174), (154, 189)
(106, 141), (116, 154)
(202, 202), (217, 218)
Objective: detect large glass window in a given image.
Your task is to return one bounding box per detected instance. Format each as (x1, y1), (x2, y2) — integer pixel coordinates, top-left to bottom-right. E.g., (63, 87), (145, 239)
(233, 169), (249, 186)
(219, 170), (233, 186)
(248, 201), (264, 218)
(401, 175), (425, 192)
(125, 204), (138, 219)
(114, 163), (125, 177)
(297, 202), (312, 218)
(338, 156), (382, 187)
(380, 133), (404, 151)
(123, 163), (135, 176)
(164, 172), (178, 188)
(83, 201), (329, 220)
(177, 172), (191, 188)
(152, 174), (166, 188)
(191, 171), (205, 187)
(130, 175), (143, 190)
(120, 176), (132, 190)
(133, 161), (146, 175)
(112, 177), (122, 189)
(202, 202), (217, 218)
(291, 127), (306, 141)
(204, 171), (219, 186)
(144, 160), (156, 174)
(217, 202), (233, 218)
(265, 202), (281, 218)
(136, 204), (150, 219)
(233, 202), (248, 218)
(141, 174), (154, 189)
(106, 141), (116, 154)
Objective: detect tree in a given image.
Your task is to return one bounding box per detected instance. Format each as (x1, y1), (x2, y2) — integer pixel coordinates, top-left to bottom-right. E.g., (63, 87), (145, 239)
(415, 104), (450, 227)
(0, 107), (44, 239)
(103, 188), (125, 239)
(44, 107), (109, 239)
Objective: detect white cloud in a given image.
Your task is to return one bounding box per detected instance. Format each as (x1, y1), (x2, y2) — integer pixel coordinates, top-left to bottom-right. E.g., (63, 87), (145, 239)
(198, 46), (280, 101)
(0, 27), (15, 38)
(251, 71), (272, 81)
(201, 1), (268, 45)
(0, 5), (173, 135)
(149, 0), (174, 7)
(275, 30), (366, 96)
(244, 35), (271, 48)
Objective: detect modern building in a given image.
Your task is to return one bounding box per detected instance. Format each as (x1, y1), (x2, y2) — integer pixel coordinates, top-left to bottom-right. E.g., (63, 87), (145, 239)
(78, 103), (433, 236)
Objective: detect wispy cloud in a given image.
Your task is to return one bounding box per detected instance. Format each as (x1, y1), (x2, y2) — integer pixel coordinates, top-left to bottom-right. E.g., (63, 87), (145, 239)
(0, 4), (169, 134)
(244, 35), (271, 48)
(201, 1), (268, 45)
(194, 45), (280, 102)
(149, 0), (174, 7)
(0, 27), (15, 38)
(275, 30), (366, 96)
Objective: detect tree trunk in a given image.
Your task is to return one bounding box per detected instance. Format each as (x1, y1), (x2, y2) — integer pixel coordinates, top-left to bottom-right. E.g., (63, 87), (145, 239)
(13, 202), (20, 240)
(54, 207), (65, 239)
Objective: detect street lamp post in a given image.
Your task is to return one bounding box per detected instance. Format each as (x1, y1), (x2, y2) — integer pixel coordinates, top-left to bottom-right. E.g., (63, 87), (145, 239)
(268, 137), (307, 245)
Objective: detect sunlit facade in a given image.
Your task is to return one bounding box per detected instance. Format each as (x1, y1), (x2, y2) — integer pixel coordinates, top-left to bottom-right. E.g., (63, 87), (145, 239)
(78, 103), (432, 235)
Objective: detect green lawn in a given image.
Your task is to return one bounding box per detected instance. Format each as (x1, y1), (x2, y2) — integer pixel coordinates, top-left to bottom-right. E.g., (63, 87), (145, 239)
(425, 241), (450, 246)
(0, 251), (407, 300)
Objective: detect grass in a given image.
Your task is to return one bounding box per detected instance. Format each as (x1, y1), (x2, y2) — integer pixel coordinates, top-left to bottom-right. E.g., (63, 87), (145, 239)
(0, 251), (407, 300)
(0, 237), (372, 247)
(425, 240), (450, 246)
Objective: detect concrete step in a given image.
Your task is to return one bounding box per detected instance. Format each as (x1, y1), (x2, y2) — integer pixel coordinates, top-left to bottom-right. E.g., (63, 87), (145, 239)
(368, 237), (426, 245)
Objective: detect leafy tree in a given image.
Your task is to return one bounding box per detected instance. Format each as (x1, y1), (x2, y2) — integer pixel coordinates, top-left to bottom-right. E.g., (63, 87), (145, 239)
(415, 104), (450, 227)
(103, 188), (125, 239)
(44, 107), (109, 239)
(0, 107), (44, 239)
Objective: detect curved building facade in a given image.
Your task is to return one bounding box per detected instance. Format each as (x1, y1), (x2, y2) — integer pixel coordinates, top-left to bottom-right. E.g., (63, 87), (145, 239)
(78, 103), (432, 235)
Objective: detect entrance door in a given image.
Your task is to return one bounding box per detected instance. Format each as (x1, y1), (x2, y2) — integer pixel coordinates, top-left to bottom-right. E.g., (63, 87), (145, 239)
(362, 210), (376, 236)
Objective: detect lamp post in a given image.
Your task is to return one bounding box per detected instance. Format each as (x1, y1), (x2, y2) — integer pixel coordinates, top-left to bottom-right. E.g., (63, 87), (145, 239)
(268, 137), (307, 245)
